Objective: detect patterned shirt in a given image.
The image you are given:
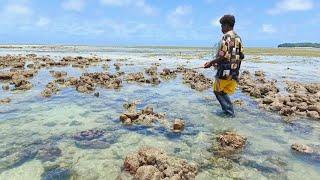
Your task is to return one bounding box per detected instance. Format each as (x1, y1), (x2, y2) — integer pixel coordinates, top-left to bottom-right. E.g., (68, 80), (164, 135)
(215, 30), (245, 80)
(216, 30), (244, 61)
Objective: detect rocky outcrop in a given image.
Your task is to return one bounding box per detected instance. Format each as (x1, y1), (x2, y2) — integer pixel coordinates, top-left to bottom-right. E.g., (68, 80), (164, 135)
(61, 56), (103, 67)
(160, 68), (177, 80)
(0, 70), (37, 81)
(182, 69), (213, 91)
(41, 82), (60, 98)
(291, 143), (320, 162)
(0, 71), (14, 80)
(12, 74), (33, 90)
(212, 131), (247, 156)
(125, 72), (161, 85)
(119, 104), (167, 126)
(67, 72), (122, 93)
(291, 143), (314, 154)
(124, 147), (198, 180)
(263, 82), (320, 119)
(50, 71), (67, 79)
(145, 66), (158, 76)
(239, 71), (278, 98)
(0, 55), (27, 69)
(0, 54), (64, 70)
(120, 102), (184, 132)
(239, 71), (320, 120)
(125, 72), (147, 83)
(0, 69), (37, 92)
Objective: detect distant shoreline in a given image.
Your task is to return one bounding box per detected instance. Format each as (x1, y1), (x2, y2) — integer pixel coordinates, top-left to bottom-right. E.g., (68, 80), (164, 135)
(0, 45), (319, 57)
(0, 44), (279, 49)
(0, 44), (214, 49)
(278, 43), (320, 48)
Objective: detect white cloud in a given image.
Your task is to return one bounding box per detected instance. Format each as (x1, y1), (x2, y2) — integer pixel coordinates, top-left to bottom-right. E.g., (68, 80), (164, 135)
(0, 2), (33, 26)
(268, 0), (314, 15)
(167, 5), (193, 28)
(36, 17), (51, 27)
(100, 0), (157, 16)
(262, 24), (277, 33)
(135, 0), (156, 15)
(57, 18), (155, 38)
(3, 4), (32, 16)
(62, 0), (86, 12)
(173, 5), (192, 16)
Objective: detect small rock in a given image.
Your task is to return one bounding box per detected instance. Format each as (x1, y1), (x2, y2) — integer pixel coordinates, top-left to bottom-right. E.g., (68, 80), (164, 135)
(124, 118), (132, 125)
(120, 114), (130, 122)
(41, 88), (53, 98)
(134, 165), (161, 180)
(124, 113), (139, 121)
(142, 105), (153, 115)
(114, 63), (121, 70)
(2, 84), (10, 90)
(124, 153), (140, 174)
(26, 64), (34, 68)
(102, 64), (109, 70)
(255, 70), (265, 77)
(94, 92), (100, 97)
(172, 119), (185, 133)
(214, 131), (247, 156)
(51, 71), (67, 79)
(307, 111), (319, 119)
(234, 99), (245, 106)
(291, 143), (313, 154)
(0, 97), (11, 104)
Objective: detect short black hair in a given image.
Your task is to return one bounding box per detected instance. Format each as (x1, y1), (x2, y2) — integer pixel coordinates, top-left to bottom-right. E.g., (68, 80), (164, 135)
(219, 14), (235, 27)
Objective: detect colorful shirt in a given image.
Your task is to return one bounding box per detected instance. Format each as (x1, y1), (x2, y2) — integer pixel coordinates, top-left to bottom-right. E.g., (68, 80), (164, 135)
(215, 30), (245, 80)
(216, 30), (244, 61)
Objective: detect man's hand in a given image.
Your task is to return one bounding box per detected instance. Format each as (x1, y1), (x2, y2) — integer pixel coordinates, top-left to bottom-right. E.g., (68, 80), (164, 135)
(204, 62), (212, 68)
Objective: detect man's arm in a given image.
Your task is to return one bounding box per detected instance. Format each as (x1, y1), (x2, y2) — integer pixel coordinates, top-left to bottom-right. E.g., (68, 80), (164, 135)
(204, 57), (223, 68)
(204, 36), (227, 68)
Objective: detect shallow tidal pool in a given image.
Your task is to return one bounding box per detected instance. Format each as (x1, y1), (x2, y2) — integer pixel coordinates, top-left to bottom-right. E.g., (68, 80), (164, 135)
(0, 46), (320, 180)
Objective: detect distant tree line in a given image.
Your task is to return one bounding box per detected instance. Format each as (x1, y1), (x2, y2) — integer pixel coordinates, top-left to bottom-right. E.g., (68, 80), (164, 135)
(278, 43), (320, 48)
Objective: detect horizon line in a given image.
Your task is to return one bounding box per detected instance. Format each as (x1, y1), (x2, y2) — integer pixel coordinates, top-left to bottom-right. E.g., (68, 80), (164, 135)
(0, 43), (277, 49)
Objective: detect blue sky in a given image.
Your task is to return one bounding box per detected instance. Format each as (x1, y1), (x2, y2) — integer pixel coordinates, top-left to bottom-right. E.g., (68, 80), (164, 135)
(0, 0), (319, 47)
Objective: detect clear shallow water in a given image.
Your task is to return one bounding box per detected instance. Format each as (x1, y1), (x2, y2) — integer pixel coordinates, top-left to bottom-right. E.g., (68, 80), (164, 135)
(0, 46), (320, 180)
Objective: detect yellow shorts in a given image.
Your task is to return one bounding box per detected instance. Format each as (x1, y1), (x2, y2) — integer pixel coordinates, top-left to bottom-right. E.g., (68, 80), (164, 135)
(213, 78), (237, 95)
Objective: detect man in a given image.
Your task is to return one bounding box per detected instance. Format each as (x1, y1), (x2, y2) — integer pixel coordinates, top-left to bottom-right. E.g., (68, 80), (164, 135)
(204, 14), (244, 117)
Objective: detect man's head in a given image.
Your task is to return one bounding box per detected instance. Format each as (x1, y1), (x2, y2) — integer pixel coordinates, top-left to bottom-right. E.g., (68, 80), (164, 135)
(220, 14), (235, 34)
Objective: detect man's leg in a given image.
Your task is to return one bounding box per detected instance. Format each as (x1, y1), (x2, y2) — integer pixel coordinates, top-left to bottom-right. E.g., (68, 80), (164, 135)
(214, 91), (235, 117)
(221, 92), (235, 117)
